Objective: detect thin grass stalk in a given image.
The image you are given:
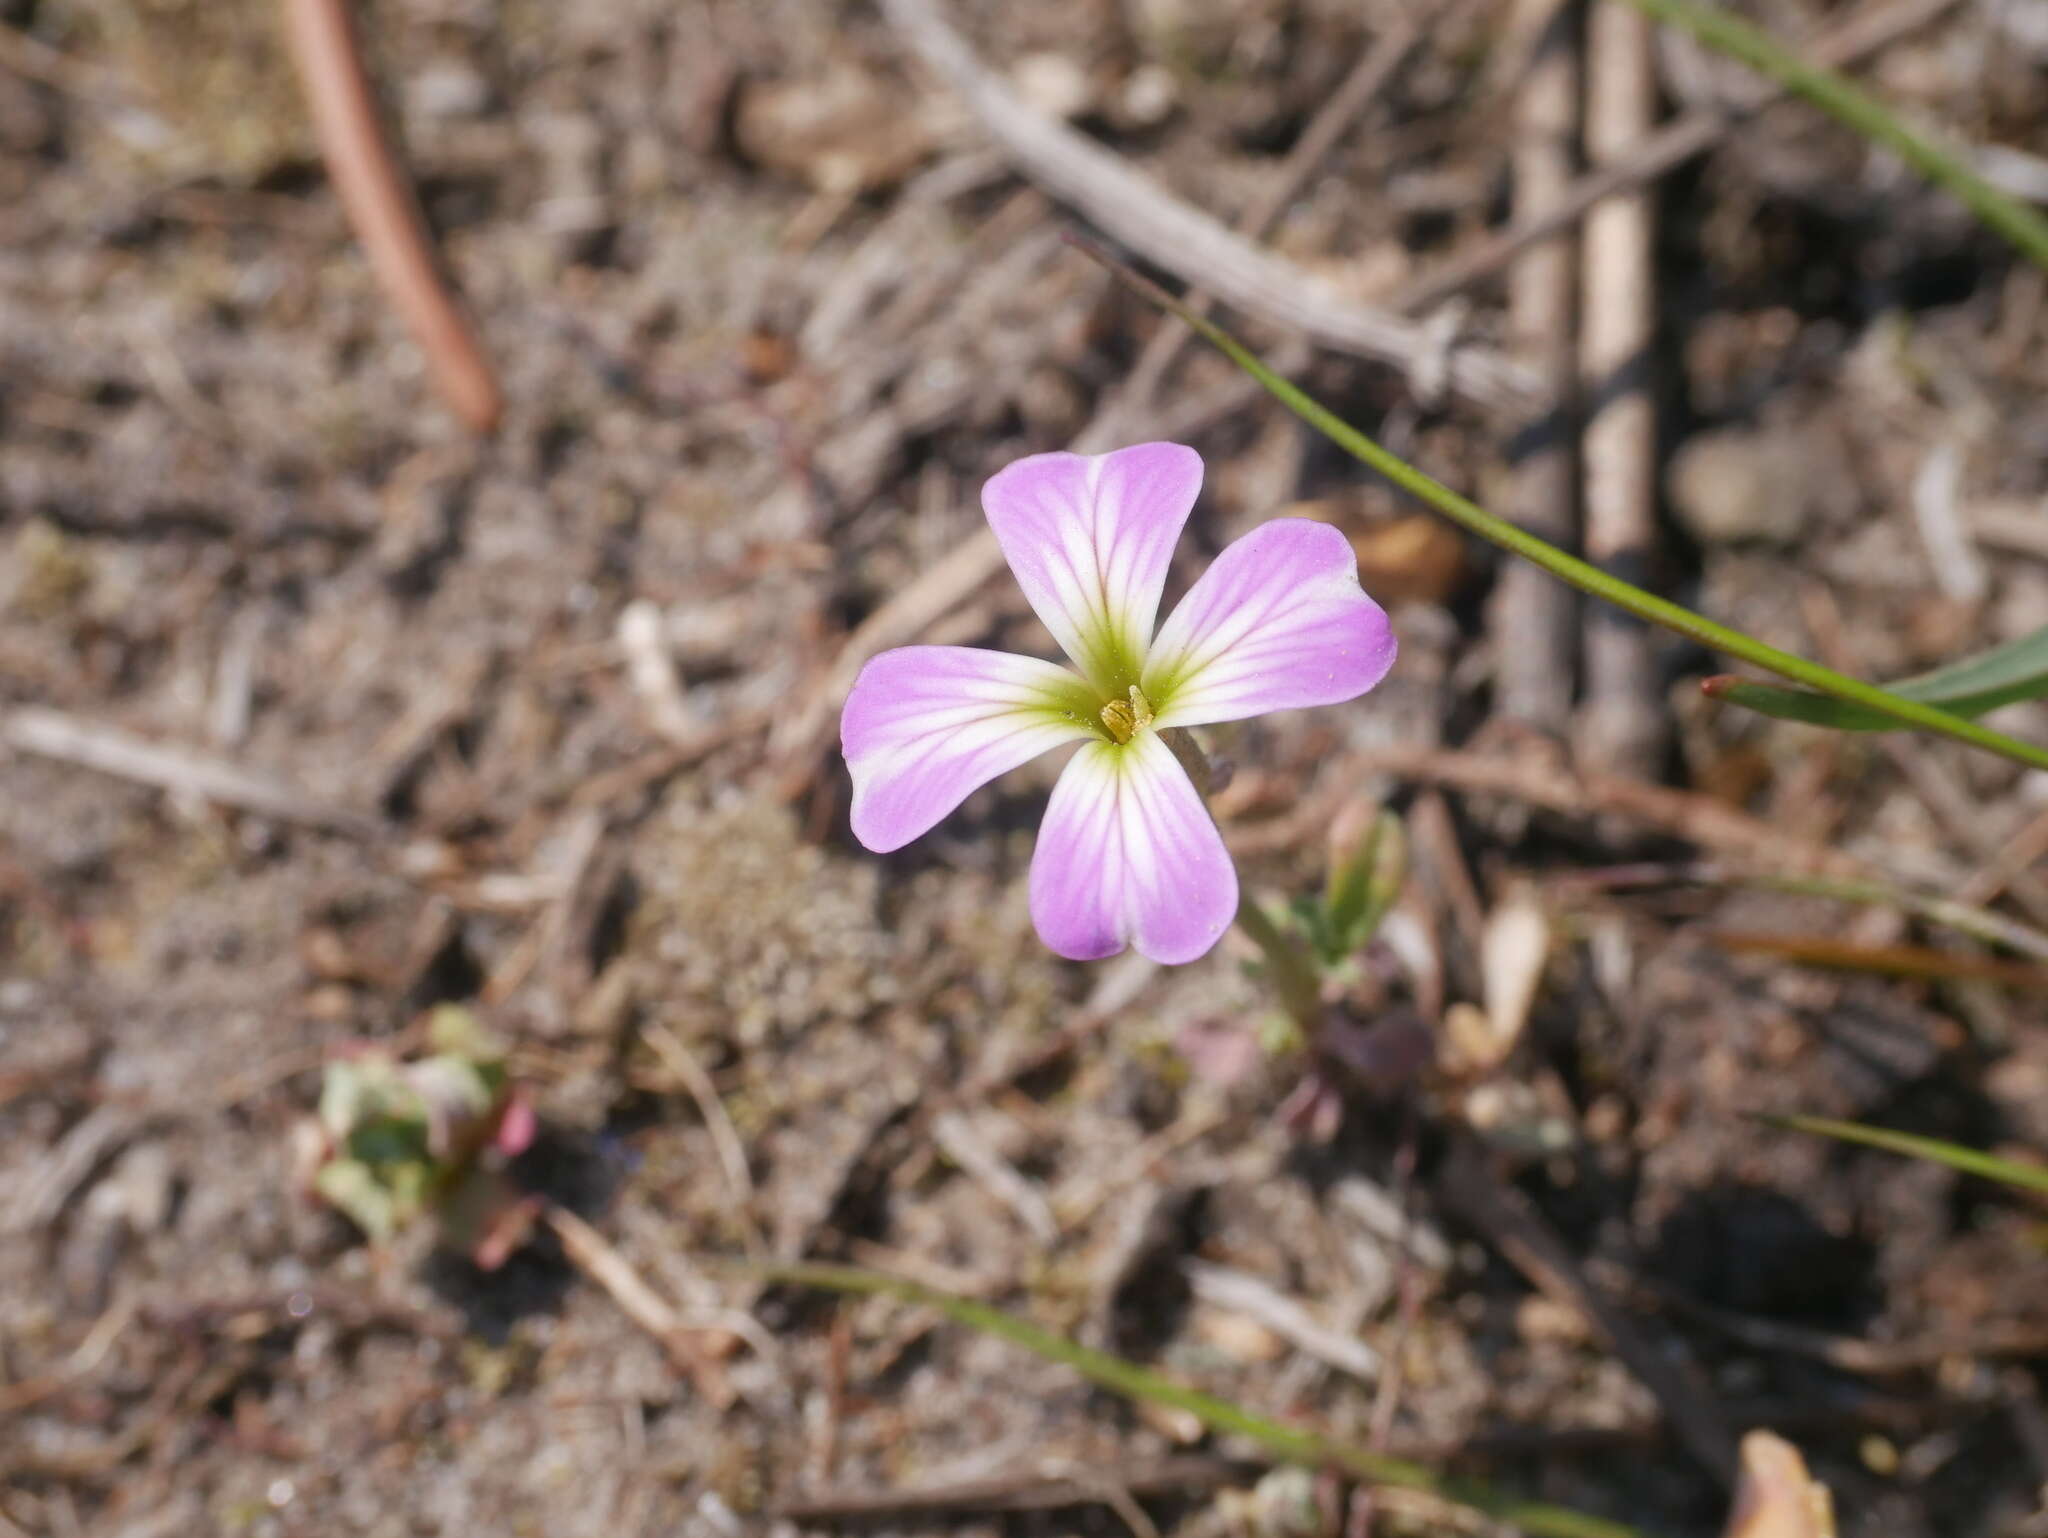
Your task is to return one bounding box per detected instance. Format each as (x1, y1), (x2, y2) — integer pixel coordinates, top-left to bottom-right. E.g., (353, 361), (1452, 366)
(1072, 241), (2048, 772)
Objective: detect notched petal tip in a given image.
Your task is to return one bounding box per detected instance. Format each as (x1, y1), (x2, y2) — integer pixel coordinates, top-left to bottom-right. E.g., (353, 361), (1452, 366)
(981, 442), (1205, 694)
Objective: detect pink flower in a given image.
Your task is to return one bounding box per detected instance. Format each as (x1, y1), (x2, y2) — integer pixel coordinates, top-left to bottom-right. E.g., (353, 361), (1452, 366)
(841, 443), (1396, 964)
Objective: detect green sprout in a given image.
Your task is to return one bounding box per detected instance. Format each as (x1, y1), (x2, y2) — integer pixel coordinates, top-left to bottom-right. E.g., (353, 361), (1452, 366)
(298, 1005), (540, 1268)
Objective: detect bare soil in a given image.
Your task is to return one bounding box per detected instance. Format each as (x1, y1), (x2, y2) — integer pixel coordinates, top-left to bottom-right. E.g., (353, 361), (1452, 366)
(5, 2), (2048, 1536)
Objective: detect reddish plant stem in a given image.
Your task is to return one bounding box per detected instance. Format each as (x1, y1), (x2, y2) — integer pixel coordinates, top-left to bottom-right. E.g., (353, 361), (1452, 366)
(281, 0), (503, 433)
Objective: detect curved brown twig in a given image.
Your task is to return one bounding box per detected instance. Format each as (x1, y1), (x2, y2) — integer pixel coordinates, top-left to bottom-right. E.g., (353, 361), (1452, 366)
(282, 0), (503, 433)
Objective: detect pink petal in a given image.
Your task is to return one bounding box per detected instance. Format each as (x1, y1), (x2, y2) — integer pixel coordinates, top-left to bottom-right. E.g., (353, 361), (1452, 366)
(982, 442), (1203, 695)
(1029, 733), (1238, 965)
(1144, 518), (1396, 729)
(843, 646), (1098, 853)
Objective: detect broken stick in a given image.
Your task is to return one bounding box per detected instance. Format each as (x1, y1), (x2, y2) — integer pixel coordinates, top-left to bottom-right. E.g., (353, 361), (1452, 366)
(5, 705), (380, 836)
(880, 0), (1539, 413)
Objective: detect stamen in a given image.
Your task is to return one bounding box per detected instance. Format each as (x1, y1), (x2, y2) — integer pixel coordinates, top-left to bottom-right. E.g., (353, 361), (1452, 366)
(1100, 685), (1153, 745)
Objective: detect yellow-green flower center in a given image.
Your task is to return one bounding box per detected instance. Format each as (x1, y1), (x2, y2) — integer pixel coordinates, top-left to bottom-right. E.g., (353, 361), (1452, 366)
(1098, 685), (1154, 744)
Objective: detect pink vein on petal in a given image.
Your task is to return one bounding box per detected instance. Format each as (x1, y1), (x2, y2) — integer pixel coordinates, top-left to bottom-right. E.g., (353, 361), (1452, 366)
(1144, 518), (1397, 729)
(843, 645), (1097, 852)
(982, 442), (1203, 692)
(1030, 733), (1236, 964)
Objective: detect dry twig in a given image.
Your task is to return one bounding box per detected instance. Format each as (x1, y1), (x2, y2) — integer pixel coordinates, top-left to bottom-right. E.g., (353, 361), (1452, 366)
(3, 1106), (163, 1236)
(1092, 14), (1432, 438)
(642, 1023), (765, 1257)
(880, 0), (1539, 412)
(1390, 0), (1961, 314)
(1951, 803), (2048, 911)
(478, 806), (607, 1007)
(932, 1109), (1060, 1245)
(1879, 736), (2048, 926)
(1356, 742), (1867, 876)
(0, 1293), (139, 1414)
(1645, 1279), (2048, 1375)
(1800, 583), (2048, 924)
(4, 706), (379, 836)
(1708, 930), (2048, 987)
(1970, 497), (2048, 561)
(541, 1202), (737, 1407)
(1183, 1259), (1382, 1385)
(573, 707), (773, 809)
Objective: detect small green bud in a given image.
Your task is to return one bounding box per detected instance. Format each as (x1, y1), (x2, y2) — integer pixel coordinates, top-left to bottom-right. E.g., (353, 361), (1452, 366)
(1320, 799), (1407, 961)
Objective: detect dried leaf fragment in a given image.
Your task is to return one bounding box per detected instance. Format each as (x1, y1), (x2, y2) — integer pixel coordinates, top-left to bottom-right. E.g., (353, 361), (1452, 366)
(1725, 1431), (1835, 1538)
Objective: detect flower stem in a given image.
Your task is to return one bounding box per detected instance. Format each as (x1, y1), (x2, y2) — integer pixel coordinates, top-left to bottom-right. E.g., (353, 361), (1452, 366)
(1180, 722), (1324, 1027)
(1233, 893), (1324, 1033)
(1072, 240), (2048, 773)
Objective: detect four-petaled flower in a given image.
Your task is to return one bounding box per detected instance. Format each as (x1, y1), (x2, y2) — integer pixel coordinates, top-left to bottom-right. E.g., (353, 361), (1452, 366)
(841, 443), (1397, 964)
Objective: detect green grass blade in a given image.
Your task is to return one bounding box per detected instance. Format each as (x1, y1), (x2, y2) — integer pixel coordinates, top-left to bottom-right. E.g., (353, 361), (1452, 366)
(1071, 242), (2048, 772)
(754, 1260), (1650, 1538)
(1761, 1113), (2048, 1196)
(1702, 678), (1915, 731)
(1615, 0), (2048, 274)
(1705, 623), (2048, 730)
(1748, 873), (2048, 963)
(1898, 623), (2048, 701)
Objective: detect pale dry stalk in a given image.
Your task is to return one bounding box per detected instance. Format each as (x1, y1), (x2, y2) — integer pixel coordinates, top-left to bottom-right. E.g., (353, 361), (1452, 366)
(1490, 0), (1581, 730)
(1576, 0), (1666, 776)
(1392, 0), (1960, 313)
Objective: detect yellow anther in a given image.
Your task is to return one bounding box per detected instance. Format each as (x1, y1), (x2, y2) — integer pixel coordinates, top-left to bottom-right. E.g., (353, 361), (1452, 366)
(1100, 685), (1153, 744)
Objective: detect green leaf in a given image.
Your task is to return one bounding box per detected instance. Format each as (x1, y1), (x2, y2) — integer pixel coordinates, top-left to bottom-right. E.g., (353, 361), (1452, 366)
(1704, 679), (1933, 732)
(1288, 892), (1333, 962)
(1705, 624), (2048, 731)
(1322, 809), (1406, 963)
(750, 1260), (1652, 1538)
(319, 1053), (422, 1141)
(1760, 1113), (2048, 1197)
(313, 1157), (401, 1240)
(344, 1116), (432, 1167)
